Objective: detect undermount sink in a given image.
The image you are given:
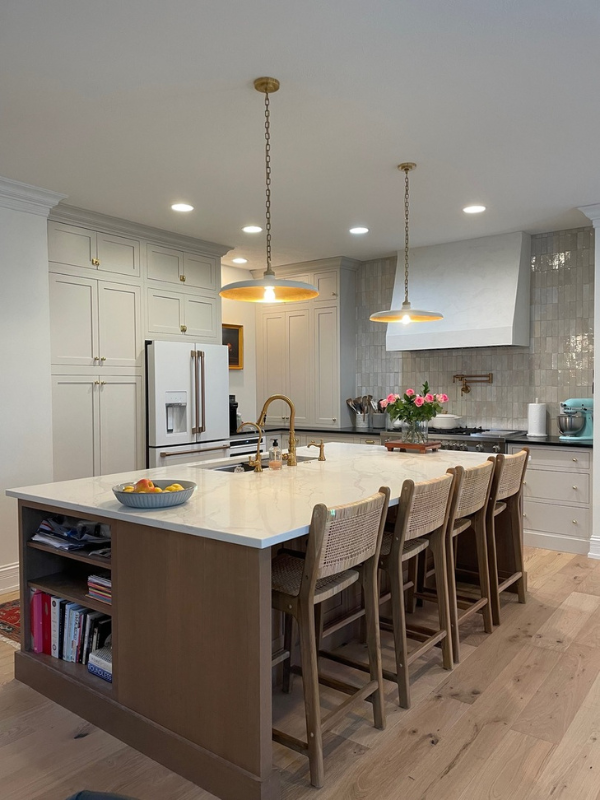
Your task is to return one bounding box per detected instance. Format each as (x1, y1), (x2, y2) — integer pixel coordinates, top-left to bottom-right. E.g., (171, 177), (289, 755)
(214, 455), (317, 473)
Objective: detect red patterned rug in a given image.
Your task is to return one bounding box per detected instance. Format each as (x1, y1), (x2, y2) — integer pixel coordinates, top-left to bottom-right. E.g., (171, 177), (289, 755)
(0, 600), (20, 644)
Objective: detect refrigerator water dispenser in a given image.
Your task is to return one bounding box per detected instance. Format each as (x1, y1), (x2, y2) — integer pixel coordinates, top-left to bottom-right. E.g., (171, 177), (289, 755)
(165, 391), (187, 434)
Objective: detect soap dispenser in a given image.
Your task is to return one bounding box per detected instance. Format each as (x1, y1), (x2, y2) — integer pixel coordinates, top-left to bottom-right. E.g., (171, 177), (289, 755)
(268, 439), (283, 470)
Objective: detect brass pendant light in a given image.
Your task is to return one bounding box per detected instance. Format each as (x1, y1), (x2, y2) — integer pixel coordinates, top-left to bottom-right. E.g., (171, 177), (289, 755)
(220, 78), (319, 303)
(370, 163), (443, 324)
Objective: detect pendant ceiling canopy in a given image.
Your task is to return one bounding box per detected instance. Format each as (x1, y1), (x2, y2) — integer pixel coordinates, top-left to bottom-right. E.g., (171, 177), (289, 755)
(219, 78), (319, 304)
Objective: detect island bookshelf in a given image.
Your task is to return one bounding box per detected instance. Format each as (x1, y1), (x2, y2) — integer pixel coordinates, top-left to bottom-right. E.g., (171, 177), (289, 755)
(16, 499), (279, 800)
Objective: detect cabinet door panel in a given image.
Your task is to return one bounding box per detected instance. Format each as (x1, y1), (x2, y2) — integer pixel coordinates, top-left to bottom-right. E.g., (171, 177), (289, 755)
(184, 296), (217, 340)
(147, 243), (184, 284)
(99, 377), (144, 475)
(49, 274), (98, 366)
(313, 306), (339, 425)
(259, 312), (287, 422)
(183, 253), (218, 291)
(48, 222), (97, 269)
(97, 233), (140, 278)
(147, 289), (184, 335)
(52, 376), (98, 480)
(522, 500), (590, 539)
(313, 270), (338, 301)
(524, 468), (590, 504)
(286, 309), (311, 425)
(98, 282), (142, 368)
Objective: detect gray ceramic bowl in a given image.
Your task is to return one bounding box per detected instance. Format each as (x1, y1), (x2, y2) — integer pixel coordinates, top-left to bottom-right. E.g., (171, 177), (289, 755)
(113, 480), (196, 508)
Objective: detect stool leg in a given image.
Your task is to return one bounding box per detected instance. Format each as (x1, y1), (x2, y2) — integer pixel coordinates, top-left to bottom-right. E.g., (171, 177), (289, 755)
(445, 533), (461, 664)
(362, 565), (386, 729)
(429, 528), (453, 671)
(474, 518), (494, 635)
(509, 498), (527, 604)
(405, 555), (417, 613)
(487, 515), (502, 626)
(282, 613), (294, 694)
(389, 562), (410, 708)
(298, 601), (324, 788)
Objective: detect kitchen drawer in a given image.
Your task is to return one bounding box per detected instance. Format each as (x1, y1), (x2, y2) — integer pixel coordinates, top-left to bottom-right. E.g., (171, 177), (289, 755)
(522, 500), (590, 539)
(523, 468), (590, 504)
(510, 445), (590, 471)
(357, 436), (380, 445)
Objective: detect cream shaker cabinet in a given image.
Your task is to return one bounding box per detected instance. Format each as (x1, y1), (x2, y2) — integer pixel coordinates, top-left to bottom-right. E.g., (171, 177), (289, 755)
(146, 287), (219, 340)
(258, 308), (312, 425)
(509, 443), (592, 555)
(49, 273), (142, 370)
(48, 221), (140, 278)
(147, 243), (218, 291)
(255, 258), (357, 429)
(52, 375), (144, 480)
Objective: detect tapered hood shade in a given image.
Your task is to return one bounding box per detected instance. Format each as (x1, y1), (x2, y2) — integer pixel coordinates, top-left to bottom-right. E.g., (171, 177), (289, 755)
(219, 77), (318, 304)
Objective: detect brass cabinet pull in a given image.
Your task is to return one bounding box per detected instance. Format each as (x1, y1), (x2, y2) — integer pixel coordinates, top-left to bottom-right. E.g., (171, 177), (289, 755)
(365, 439), (375, 444)
(181, 325), (187, 333)
(91, 258), (100, 266)
(180, 274), (186, 282)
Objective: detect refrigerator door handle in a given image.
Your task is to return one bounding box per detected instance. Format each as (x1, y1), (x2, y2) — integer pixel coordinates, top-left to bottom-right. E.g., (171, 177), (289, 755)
(192, 350), (200, 434)
(198, 350), (206, 434)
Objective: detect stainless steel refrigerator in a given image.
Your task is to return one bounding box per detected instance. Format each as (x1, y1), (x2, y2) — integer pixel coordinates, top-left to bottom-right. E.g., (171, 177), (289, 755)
(146, 340), (230, 467)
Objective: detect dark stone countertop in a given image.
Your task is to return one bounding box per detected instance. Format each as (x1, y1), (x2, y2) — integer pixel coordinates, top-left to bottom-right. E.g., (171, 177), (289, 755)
(506, 434), (593, 449)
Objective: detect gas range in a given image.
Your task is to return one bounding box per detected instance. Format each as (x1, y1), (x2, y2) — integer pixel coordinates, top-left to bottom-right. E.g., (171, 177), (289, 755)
(426, 427), (526, 454)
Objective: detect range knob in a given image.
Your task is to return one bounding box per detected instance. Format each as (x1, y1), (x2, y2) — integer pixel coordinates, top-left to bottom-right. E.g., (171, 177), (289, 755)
(492, 444), (501, 453)
(475, 443), (484, 452)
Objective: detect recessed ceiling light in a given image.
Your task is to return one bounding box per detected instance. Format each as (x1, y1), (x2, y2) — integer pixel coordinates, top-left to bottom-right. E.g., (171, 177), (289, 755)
(463, 205), (486, 214)
(349, 226), (369, 234)
(242, 225), (262, 233)
(232, 257), (248, 264)
(171, 203), (194, 212)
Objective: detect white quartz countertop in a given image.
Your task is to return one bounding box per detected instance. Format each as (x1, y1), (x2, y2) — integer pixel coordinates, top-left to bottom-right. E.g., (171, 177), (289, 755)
(7, 444), (492, 549)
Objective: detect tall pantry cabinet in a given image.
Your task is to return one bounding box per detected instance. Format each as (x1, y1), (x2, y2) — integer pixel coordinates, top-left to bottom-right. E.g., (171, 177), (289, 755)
(48, 207), (229, 481)
(255, 257), (359, 430)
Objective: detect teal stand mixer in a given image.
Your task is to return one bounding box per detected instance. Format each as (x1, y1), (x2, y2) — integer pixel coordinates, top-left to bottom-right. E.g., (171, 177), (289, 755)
(557, 398), (594, 442)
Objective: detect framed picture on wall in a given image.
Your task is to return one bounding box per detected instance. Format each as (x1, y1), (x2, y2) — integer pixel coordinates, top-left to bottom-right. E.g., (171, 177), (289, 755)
(222, 324), (244, 370)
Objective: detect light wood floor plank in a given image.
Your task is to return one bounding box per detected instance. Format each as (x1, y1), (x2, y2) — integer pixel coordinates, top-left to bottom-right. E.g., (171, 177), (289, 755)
(531, 592), (600, 653)
(511, 641), (600, 743)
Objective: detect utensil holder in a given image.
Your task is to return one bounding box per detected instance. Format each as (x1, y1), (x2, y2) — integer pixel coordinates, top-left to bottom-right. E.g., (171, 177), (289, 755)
(353, 416), (370, 429)
(370, 413), (386, 429)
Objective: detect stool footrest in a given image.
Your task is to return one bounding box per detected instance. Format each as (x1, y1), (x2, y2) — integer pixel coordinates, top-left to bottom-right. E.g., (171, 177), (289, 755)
(273, 728), (308, 754)
(289, 664), (362, 697)
(406, 630), (447, 665)
(322, 681), (379, 733)
(498, 572), (523, 593)
(271, 648), (290, 667)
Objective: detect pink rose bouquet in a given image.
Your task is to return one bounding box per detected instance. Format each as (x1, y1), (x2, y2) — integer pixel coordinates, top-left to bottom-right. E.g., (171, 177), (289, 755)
(382, 381), (447, 423)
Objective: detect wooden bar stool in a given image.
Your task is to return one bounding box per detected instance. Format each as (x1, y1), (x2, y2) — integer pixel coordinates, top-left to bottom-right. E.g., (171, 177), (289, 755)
(272, 487), (390, 788)
(318, 474), (454, 710)
(417, 462), (494, 663)
(486, 448), (529, 624)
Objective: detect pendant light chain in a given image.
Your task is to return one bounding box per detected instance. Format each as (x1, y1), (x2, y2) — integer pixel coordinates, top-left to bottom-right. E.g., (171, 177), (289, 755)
(404, 165), (410, 304)
(264, 90), (274, 277)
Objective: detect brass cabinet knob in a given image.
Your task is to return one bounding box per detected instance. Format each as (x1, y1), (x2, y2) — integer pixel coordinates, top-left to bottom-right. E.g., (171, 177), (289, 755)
(93, 356), (100, 361)
(100, 380), (106, 385)
(572, 519), (578, 525)
(180, 274), (186, 282)
(94, 380), (100, 385)
(573, 485), (578, 490)
(332, 418), (337, 422)
(523, 481), (526, 485)
(180, 325), (187, 333)
(572, 458), (578, 462)
(100, 356), (106, 361)
(91, 258), (100, 266)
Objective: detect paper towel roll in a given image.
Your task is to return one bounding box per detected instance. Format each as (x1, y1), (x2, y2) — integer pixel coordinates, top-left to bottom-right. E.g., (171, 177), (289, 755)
(527, 402), (547, 437)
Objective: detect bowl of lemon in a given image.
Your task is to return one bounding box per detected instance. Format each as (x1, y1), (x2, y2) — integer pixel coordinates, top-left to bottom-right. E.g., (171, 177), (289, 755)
(112, 479), (197, 509)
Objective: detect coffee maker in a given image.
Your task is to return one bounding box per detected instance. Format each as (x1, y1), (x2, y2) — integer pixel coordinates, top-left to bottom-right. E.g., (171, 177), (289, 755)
(557, 398), (593, 442)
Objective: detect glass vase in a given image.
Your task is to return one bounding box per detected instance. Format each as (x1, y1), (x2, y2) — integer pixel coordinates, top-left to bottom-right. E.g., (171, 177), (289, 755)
(400, 419), (429, 444)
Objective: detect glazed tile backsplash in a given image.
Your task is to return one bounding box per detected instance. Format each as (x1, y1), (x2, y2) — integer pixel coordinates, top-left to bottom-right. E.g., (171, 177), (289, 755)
(356, 227), (594, 431)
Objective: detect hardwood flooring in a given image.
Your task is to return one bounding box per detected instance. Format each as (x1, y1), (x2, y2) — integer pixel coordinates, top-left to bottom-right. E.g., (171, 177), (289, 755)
(2, 548), (600, 799)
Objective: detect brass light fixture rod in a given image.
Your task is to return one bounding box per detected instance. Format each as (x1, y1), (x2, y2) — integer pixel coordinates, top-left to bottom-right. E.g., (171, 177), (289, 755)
(453, 373), (494, 395)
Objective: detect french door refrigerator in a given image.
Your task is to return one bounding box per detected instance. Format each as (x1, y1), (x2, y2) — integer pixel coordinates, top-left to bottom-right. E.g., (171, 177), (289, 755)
(146, 340), (230, 467)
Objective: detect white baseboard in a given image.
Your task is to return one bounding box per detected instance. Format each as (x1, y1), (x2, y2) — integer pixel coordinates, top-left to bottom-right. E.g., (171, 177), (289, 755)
(524, 530), (590, 556)
(0, 562), (19, 594)
(587, 538), (600, 560)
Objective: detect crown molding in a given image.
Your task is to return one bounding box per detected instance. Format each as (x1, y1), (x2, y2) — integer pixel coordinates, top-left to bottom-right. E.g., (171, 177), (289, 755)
(0, 177), (66, 217)
(578, 204), (600, 225)
(49, 203), (233, 257)
(251, 256), (361, 280)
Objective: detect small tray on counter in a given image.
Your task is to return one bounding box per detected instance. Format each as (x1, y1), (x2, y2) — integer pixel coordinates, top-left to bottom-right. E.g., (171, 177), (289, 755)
(384, 440), (442, 455)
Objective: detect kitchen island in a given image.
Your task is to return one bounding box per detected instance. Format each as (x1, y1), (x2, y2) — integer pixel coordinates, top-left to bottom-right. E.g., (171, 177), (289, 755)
(8, 443), (493, 800)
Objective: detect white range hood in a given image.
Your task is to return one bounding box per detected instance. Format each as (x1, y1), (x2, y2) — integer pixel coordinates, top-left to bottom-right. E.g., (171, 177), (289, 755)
(386, 231), (531, 351)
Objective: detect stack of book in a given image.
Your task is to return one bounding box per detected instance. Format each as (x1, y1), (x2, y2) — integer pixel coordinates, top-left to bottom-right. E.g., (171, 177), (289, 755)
(32, 516), (111, 552)
(88, 646), (113, 683)
(87, 574), (112, 605)
(30, 589), (112, 674)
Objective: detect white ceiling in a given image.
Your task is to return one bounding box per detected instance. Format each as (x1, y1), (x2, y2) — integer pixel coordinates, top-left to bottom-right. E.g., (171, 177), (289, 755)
(1, 1), (599, 270)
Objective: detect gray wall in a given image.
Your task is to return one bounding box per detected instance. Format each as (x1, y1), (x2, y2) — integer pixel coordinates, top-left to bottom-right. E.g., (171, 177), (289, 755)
(356, 227), (594, 431)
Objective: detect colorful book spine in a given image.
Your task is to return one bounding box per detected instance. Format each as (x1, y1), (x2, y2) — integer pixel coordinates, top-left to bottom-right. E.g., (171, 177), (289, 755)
(30, 589), (44, 654)
(50, 597), (65, 659)
(41, 593), (52, 656)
